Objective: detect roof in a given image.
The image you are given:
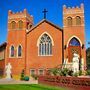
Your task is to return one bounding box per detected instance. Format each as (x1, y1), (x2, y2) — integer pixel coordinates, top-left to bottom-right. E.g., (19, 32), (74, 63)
(0, 42), (7, 48)
(27, 19), (63, 34)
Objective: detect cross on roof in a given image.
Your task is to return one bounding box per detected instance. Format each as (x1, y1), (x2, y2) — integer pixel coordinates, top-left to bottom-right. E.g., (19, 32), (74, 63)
(42, 9), (48, 19)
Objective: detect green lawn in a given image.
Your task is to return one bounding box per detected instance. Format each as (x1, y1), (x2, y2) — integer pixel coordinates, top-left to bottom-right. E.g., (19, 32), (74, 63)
(0, 84), (68, 90)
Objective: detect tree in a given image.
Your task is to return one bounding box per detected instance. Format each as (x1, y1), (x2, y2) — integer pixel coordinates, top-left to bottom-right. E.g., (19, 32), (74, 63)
(86, 47), (90, 69)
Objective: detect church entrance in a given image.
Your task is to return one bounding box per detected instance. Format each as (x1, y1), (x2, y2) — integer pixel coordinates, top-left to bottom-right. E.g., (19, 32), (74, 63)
(68, 37), (81, 65)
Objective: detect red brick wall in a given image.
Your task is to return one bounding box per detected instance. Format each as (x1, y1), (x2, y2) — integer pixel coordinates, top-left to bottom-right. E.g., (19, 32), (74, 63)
(26, 21), (63, 75)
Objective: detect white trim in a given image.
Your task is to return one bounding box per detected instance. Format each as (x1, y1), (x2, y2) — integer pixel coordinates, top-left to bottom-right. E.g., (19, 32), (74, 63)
(67, 35), (82, 47)
(37, 32), (54, 56)
(17, 45), (22, 58)
(37, 32), (54, 47)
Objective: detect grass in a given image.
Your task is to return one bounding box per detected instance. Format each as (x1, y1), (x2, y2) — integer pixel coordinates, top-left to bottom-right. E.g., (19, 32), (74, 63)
(0, 84), (68, 90)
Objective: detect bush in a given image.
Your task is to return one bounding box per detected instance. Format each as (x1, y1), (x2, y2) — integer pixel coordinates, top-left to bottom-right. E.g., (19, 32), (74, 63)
(68, 70), (73, 76)
(20, 69), (25, 80)
(24, 76), (29, 81)
(50, 68), (58, 76)
(86, 70), (90, 75)
(73, 72), (79, 77)
(61, 68), (69, 76)
(79, 70), (82, 76)
(31, 74), (38, 80)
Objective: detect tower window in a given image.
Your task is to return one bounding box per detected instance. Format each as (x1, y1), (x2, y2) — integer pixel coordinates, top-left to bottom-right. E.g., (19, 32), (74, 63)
(18, 20), (23, 29)
(17, 45), (22, 57)
(11, 21), (16, 29)
(38, 33), (52, 56)
(76, 16), (81, 25)
(10, 46), (14, 57)
(67, 17), (72, 26)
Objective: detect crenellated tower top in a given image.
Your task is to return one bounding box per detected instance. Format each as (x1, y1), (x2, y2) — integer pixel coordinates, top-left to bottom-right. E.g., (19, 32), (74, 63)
(8, 9), (33, 31)
(63, 3), (84, 15)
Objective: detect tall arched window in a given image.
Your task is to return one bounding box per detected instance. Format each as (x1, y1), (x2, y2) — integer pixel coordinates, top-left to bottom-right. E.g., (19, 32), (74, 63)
(11, 21), (16, 29)
(39, 34), (52, 56)
(69, 37), (80, 46)
(67, 17), (72, 26)
(17, 45), (22, 57)
(10, 46), (14, 57)
(18, 20), (23, 29)
(76, 16), (81, 25)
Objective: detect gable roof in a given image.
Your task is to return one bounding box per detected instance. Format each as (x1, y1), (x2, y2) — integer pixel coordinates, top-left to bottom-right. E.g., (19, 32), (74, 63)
(0, 42), (7, 48)
(27, 19), (63, 34)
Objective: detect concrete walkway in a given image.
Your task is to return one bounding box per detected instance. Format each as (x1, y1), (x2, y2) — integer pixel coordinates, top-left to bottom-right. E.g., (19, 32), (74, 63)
(0, 78), (38, 84)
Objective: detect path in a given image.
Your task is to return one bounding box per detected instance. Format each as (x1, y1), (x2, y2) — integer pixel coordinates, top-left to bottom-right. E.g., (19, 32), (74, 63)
(0, 78), (38, 84)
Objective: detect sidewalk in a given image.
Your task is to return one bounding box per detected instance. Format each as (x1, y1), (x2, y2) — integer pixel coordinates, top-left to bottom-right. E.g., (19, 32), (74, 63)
(0, 78), (38, 84)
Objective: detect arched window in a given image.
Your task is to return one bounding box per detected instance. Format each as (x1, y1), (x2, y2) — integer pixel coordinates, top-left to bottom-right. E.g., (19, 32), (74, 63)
(17, 45), (22, 57)
(39, 34), (52, 56)
(69, 38), (80, 46)
(76, 16), (81, 25)
(67, 17), (72, 26)
(10, 46), (14, 57)
(11, 21), (16, 29)
(18, 20), (23, 29)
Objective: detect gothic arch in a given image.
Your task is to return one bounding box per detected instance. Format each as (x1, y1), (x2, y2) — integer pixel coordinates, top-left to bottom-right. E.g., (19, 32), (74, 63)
(37, 32), (54, 56)
(67, 36), (82, 47)
(37, 32), (54, 47)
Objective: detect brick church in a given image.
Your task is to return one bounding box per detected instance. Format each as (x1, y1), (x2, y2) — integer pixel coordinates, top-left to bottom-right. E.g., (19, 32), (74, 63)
(0, 4), (86, 78)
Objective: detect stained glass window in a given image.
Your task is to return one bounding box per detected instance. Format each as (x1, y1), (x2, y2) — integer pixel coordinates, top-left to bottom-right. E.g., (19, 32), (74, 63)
(18, 45), (22, 57)
(10, 46), (14, 57)
(39, 34), (52, 56)
(69, 38), (80, 46)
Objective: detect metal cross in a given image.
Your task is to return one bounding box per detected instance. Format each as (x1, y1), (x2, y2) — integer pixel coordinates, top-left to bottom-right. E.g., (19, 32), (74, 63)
(42, 9), (48, 19)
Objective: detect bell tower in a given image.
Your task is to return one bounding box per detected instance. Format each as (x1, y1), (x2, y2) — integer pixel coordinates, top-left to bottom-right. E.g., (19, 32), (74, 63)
(6, 9), (33, 76)
(63, 4), (86, 69)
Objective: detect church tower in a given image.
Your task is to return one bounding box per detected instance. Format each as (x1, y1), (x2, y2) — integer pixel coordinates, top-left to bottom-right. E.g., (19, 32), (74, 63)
(63, 4), (86, 70)
(6, 9), (33, 76)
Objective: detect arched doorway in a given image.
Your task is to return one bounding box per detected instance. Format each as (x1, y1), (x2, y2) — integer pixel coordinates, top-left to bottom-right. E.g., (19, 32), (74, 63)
(68, 37), (81, 63)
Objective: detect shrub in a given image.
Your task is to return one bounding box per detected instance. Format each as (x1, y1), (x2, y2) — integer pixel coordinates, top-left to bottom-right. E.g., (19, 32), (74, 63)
(86, 70), (90, 75)
(20, 69), (25, 80)
(61, 68), (69, 76)
(68, 70), (73, 76)
(24, 76), (29, 81)
(50, 68), (58, 76)
(73, 72), (79, 77)
(79, 70), (82, 76)
(31, 74), (38, 80)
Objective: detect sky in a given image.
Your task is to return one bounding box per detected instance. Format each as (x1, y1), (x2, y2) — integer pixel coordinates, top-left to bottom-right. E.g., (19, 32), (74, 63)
(0, 0), (90, 48)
